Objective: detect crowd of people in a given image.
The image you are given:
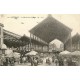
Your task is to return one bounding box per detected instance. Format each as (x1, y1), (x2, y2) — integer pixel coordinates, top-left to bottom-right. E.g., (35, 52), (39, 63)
(0, 54), (15, 66)
(0, 51), (79, 66)
(0, 53), (42, 66)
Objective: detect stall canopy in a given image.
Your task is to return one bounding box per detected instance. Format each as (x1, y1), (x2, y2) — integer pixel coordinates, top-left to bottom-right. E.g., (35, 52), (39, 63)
(60, 50), (71, 55)
(71, 51), (80, 56)
(26, 50), (38, 56)
(30, 14), (72, 43)
(1, 44), (7, 50)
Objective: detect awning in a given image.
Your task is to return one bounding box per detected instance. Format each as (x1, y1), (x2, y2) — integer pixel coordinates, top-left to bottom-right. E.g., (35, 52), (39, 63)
(26, 50), (38, 56)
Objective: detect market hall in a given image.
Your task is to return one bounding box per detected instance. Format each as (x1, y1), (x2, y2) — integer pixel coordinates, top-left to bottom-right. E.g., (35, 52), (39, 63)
(0, 14), (80, 66)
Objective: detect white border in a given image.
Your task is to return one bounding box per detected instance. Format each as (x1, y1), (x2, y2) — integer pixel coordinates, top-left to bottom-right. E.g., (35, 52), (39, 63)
(0, 0), (80, 80)
(0, 0), (80, 14)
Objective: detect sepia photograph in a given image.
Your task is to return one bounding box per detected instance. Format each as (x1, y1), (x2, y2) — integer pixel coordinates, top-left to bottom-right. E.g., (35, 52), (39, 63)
(0, 14), (80, 66)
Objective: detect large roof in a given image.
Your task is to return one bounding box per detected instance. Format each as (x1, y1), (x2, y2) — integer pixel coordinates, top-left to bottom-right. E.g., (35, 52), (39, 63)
(3, 29), (21, 39)
(3, 29), (23, 47)
(30, 14), (72, 43)
(3, 29), (48, 47)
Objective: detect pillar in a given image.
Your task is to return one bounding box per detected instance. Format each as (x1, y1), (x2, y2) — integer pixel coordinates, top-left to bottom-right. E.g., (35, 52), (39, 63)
(0, 23), (4, 49)
(30, 33), (32, 51)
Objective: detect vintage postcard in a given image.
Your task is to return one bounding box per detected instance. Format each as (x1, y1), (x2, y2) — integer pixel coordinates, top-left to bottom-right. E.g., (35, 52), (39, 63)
(0, 14), (80, 66)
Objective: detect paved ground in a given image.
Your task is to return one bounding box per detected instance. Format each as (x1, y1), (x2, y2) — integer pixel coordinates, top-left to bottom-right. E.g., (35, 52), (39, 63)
(15, 58), (56, 66)
(15, 62), (55, 66)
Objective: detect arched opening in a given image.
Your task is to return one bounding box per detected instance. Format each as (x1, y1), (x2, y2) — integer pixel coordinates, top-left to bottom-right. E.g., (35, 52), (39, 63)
(49, 39), (64, 52)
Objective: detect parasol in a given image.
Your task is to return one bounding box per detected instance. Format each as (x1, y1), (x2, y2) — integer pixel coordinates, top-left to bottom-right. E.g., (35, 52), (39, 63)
(1, 44), (7, 50)
(70, 51), (80, 56)
(26, 50), (38, 56)
(60, 50), (71, 55)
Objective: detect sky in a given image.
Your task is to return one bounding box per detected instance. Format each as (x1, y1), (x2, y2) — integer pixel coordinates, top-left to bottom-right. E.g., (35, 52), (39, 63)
(0, 14), (80, 37)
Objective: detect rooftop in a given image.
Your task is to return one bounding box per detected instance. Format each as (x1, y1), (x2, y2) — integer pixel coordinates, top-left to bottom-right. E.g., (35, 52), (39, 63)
(30, 14), (72, 43)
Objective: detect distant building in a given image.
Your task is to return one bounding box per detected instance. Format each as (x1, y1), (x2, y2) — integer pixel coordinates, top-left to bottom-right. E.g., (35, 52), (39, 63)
(72, 33), (80, 51)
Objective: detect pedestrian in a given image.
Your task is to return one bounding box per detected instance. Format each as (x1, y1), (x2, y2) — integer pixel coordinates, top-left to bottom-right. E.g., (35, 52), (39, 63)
(22, 57), (26, 64)
(9, 57), (14, 66)
(46, 58), (51, 65)
(58, 58), (64, 66)
(67, 58), (73, 66)
(30, 56), (34, 66)
(54, 58), (59, 66)
(63, 58), (68, 66)
(0, 57), (3, 66)
(2, 55), (7, 66)
(52, 56), (55, 62)
(5, 57), (9, 66)
(33, 58), (38, 66)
